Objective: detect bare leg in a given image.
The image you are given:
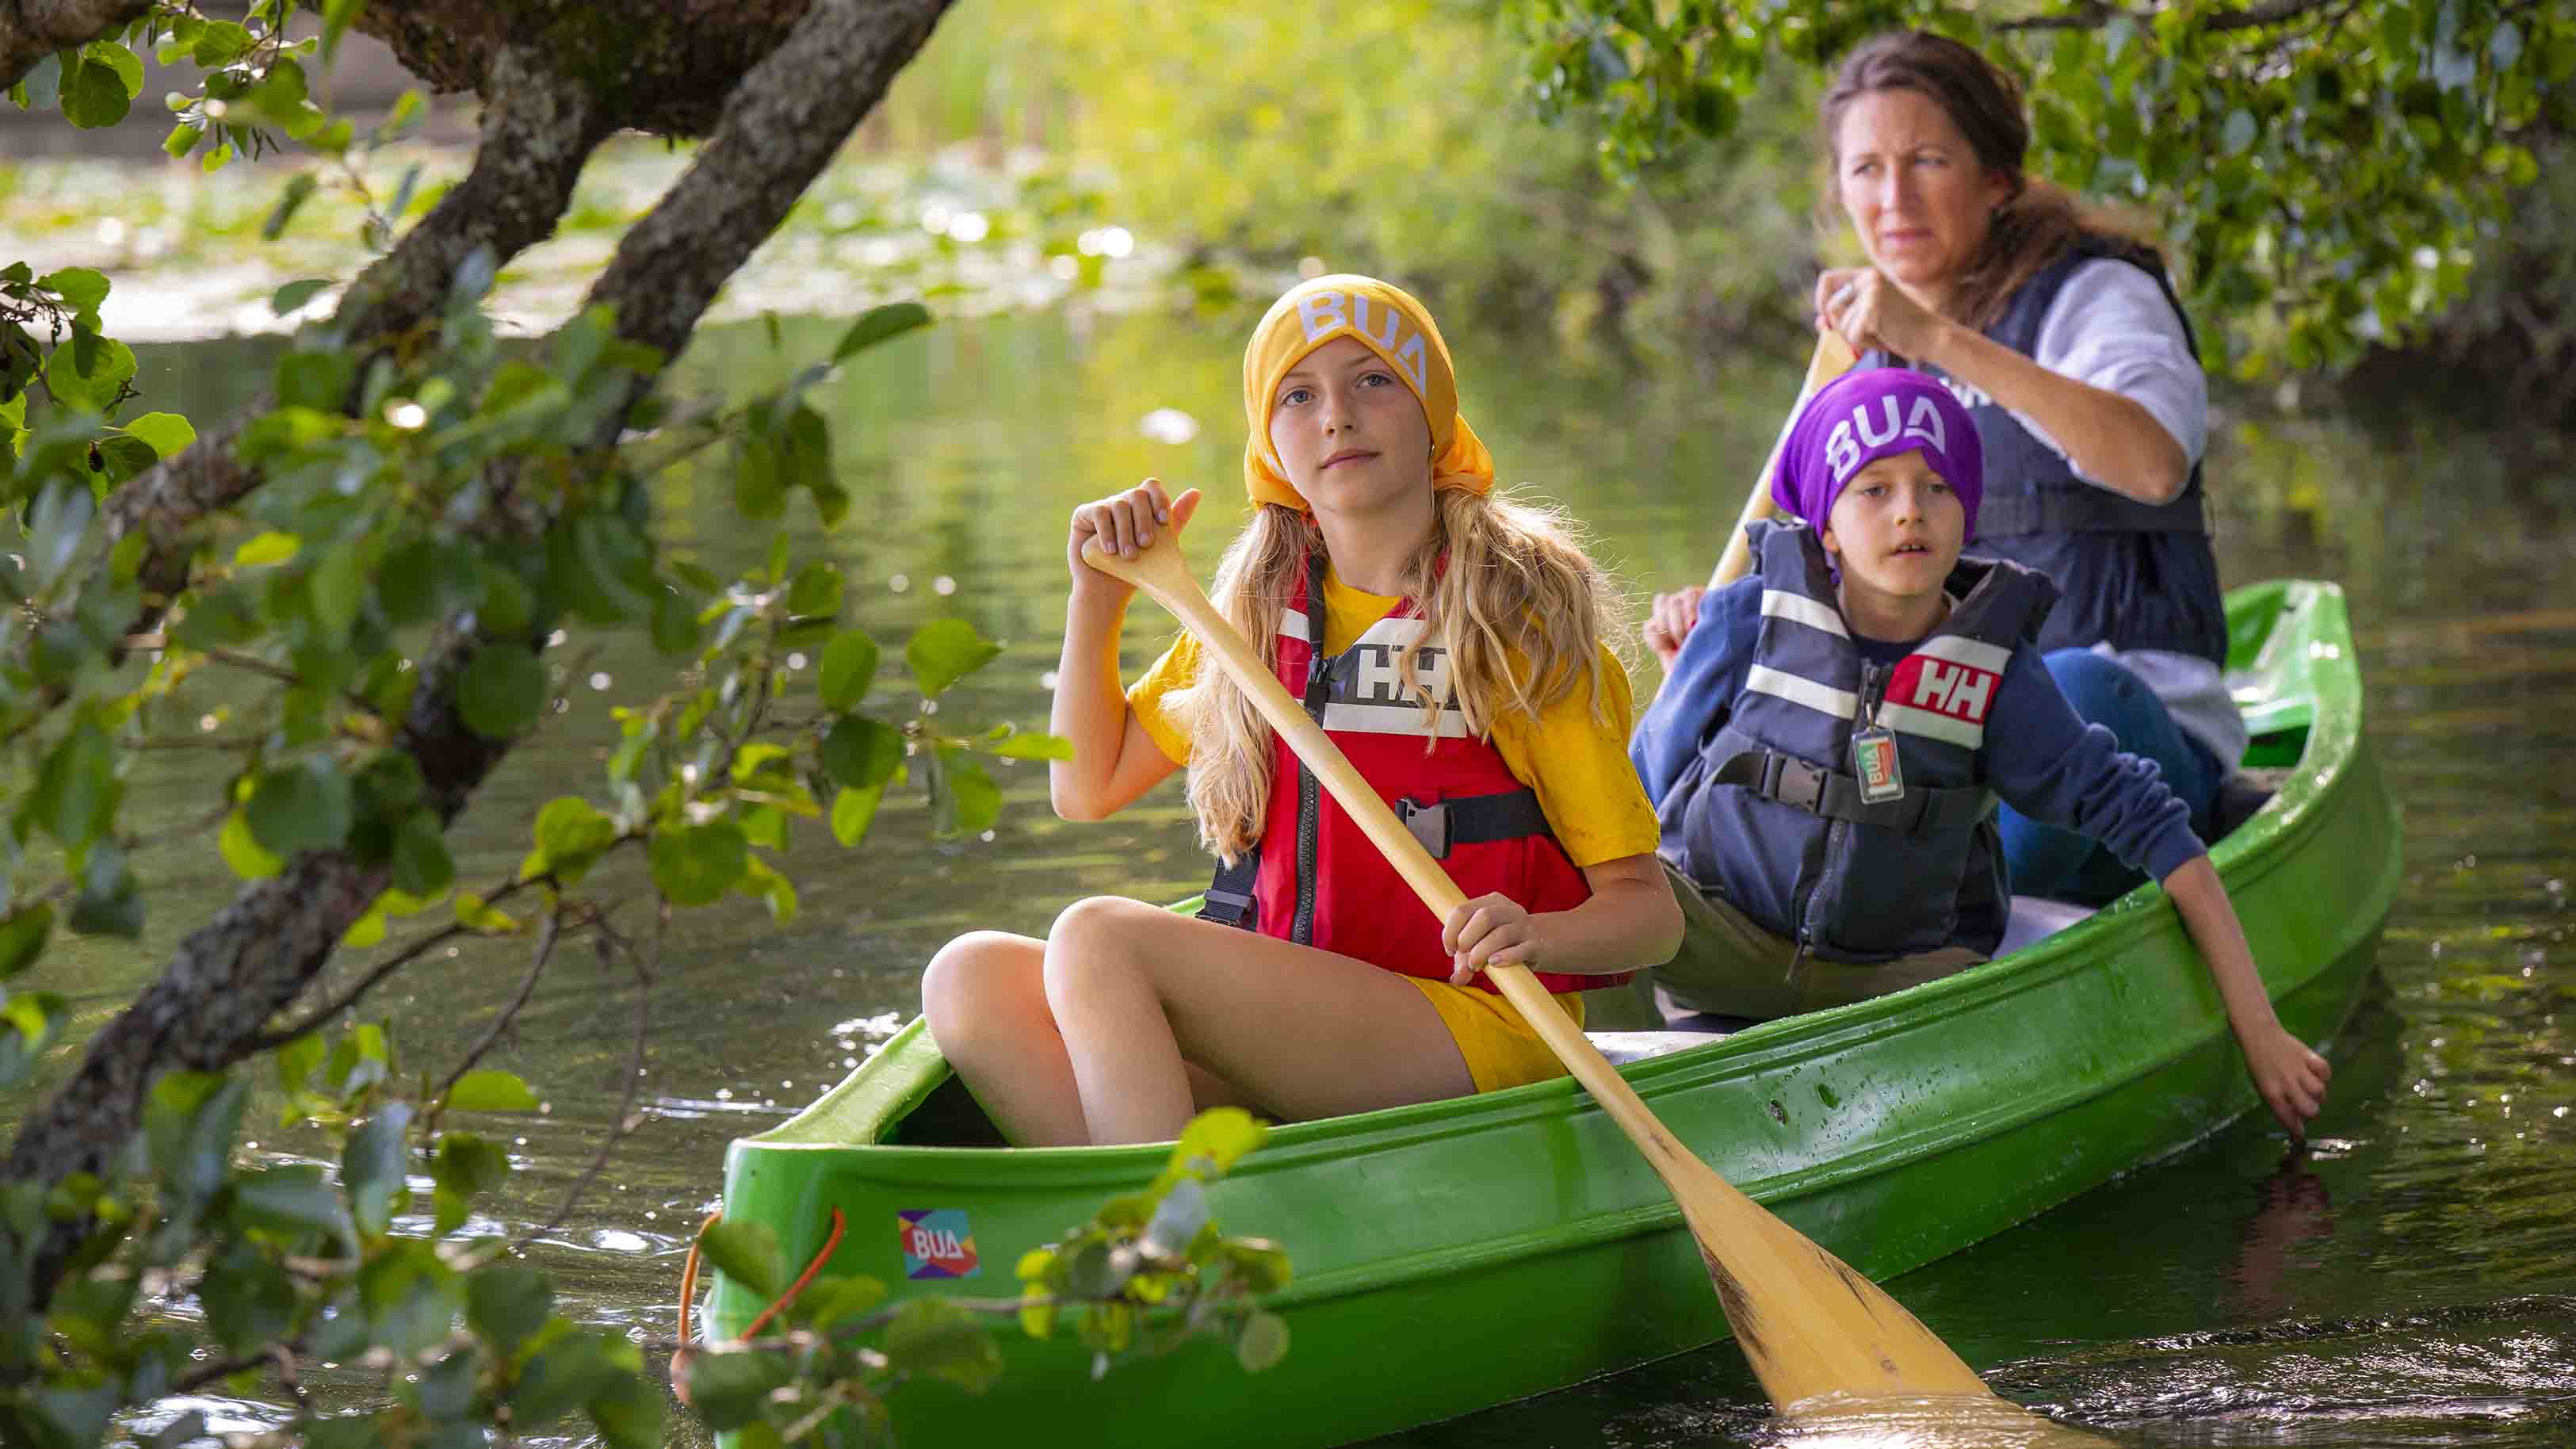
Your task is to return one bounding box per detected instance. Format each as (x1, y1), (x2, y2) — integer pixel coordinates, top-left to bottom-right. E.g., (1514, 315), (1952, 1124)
(1042, 896), (1476, 1145)
(919, 928), (1267, 1146)
(920, 931), (1091, 1146)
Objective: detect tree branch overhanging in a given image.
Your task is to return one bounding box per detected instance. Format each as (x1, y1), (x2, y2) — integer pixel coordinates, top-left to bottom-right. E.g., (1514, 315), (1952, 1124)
(0, 0), (151, 93)
(4, 0), (961, 1320)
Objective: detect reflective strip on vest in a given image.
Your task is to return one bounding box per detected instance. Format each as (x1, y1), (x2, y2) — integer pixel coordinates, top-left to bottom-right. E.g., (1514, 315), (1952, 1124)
(1745, 664), (1857, 721)
(1760, 589), (1848, 639)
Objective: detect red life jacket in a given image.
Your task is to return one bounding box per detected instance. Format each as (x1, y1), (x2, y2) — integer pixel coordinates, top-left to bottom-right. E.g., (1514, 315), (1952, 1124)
(1199, 554), (1619, 996)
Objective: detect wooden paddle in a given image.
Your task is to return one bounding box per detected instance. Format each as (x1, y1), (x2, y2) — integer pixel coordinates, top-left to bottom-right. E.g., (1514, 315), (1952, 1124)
(1705, 327), (1858, 591)
(1080, 523), (1994, 1410)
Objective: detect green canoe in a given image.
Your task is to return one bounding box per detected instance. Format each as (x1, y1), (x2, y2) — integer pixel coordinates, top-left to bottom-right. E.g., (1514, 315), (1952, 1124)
(700, 579), (2401, 1447)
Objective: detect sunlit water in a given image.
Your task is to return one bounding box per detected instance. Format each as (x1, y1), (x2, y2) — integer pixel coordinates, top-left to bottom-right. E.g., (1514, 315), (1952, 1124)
(39, 312), (2576, 1445)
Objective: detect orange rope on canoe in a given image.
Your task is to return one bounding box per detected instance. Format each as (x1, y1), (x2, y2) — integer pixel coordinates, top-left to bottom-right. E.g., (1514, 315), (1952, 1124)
(744, 1206), (847, 1340)
(670, 1206), (847, 1402)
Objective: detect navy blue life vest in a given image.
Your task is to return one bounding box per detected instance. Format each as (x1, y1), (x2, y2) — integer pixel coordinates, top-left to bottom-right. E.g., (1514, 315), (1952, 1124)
(1860, 236), (2226, 664)
(1661, 521), (2056, 962)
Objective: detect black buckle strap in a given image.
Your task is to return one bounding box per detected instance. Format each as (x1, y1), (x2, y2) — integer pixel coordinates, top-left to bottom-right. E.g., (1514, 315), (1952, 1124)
(1714, 747), (1993, 836)
(1395, 789), (1554, 861)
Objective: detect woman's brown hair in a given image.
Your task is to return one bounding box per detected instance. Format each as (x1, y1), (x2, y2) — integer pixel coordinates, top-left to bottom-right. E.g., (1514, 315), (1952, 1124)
(1821, 30), (2157, 331)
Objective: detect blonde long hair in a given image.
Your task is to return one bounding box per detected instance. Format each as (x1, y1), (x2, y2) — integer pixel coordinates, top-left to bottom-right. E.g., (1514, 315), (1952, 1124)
(1168, 488), (1625, 863)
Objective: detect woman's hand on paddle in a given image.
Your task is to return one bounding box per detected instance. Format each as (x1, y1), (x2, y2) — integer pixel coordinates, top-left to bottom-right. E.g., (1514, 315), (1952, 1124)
(1643, 587), (1705, 670)
(1068, 480), (1200, 595)
(1443, 893), (1540, 985)
(1817, 267), (1946, 361)
(2238, 1019), (2333, 1141)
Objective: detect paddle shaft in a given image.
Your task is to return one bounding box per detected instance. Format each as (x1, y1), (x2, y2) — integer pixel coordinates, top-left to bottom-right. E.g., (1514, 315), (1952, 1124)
(1704, 328), (1857, 591)
(1080, 531), (1994, 1409)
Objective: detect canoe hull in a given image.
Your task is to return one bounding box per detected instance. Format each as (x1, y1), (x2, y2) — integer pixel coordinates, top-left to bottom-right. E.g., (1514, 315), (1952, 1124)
(707, 580), (2399, 1447)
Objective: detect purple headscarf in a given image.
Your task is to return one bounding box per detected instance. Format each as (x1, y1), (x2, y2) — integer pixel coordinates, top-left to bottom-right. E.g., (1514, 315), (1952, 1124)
(1772, 369), (1985, 541)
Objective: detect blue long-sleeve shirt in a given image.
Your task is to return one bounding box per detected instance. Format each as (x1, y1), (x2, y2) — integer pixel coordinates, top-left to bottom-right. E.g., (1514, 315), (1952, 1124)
(1630, 577), (2204, 887)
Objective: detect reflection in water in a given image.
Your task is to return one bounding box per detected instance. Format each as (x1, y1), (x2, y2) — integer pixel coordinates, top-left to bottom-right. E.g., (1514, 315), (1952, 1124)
(37, 315), (2576, 1447)
(2230, 1152), (2335, 1321)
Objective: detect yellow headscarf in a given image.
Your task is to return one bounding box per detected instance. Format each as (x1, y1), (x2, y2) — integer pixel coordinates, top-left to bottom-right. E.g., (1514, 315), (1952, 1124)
(1240, 274), (1495, 512)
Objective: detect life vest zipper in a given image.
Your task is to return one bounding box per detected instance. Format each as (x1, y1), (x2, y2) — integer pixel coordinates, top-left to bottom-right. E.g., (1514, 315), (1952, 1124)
(1793, 659), (1889, 965)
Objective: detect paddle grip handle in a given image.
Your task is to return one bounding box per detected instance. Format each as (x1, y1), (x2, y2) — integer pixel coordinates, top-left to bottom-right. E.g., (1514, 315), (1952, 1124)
(1705, 330), (1856, 591)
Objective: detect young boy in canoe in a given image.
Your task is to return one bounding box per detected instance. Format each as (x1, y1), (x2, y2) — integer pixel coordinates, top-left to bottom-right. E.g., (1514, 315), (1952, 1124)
(922, 275), (1682, 1146)
(1628, 369), (2330, 1137)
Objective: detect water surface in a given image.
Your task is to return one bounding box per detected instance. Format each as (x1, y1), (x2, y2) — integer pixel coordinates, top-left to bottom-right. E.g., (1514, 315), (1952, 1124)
(64, 313), (2576, 1444)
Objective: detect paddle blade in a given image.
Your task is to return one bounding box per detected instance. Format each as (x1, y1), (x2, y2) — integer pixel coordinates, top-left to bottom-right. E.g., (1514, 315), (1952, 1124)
(1664, 1155), (1992, 1404)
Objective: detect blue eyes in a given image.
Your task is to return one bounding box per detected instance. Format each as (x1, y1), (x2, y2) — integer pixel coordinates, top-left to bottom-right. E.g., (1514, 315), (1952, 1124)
(1278, 372), (1395, 409)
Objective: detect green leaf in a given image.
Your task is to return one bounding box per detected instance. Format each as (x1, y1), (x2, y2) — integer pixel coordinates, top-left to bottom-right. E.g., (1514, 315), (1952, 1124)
(322, 0), (365, 63)
(786, 560), (843, 617)
(275, 350), (354, 411)
(817, 629), (880, 711)
(231, 1164), (352, 1242)
(1171, 1107), (1265, 1178)
(263, 173), (319, 241)
(820, 716), (903, 789)
(465, 1261), (552, 1353)
(31, 718), (116, 847)
(144, 1070), (248, 1214)
(1235, 1309), (1290, 1372)
(881, 1299), (1003, 1393)
(697, 1218), (785, 1300)
(454, 891), (521, 934)
(983, 728), (1075, 761)
(522, 796), (621, 885)
(192, 19), (255, 65)
(43, 332), (133, 411)
(793, 1274), (885, 1330)
(390, 809), (454, 897)
(446, 1069), (540, 1114)
(905, 617), (1002, 697)
(200, 1243), (296, 1353)
(684, 1348), (792, 1433)
(272, 277), (334, 315)
(833, 301), (932, 361)
(36, 266), (109, 315)
(458, 645), (548, 739)
(648, 821), (748, 906)
(245, 758), (356, 858)
(0, 905), (52, 978)
(343, 1101), (413, 1237)
(26, 478), (94, 588)
(121, 411), (194, 459)
(934, 749), (1003, 837)
(219, 807), (285, 879)
(59, 55), (131, 128)
(308, 541), (365, 644)
(82, 40), (141, 99)
(276, 1031), (325, 1092)
(828, 785), (882, 847)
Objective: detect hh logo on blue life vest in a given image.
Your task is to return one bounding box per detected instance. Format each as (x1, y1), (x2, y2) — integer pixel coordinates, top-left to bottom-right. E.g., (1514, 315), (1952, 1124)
(1889, 655), (1997, 724)
(900, 1209), (979, 1280)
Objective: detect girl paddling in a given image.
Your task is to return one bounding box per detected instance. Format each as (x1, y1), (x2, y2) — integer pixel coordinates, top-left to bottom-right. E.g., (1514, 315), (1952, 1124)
(923, 275), (1682, 1146)
(1630, 368), (2329, 1138)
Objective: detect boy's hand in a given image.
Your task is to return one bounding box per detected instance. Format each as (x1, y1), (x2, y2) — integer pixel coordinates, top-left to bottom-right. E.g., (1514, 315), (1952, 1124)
(1643, 587), (1704, 670)
(2238, 1020), (2332, 1140)
(1442, 893), (1540, 985)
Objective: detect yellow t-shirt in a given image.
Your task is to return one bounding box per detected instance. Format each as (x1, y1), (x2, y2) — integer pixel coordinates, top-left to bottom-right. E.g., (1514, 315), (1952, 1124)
(1123, 570), (1660, 869)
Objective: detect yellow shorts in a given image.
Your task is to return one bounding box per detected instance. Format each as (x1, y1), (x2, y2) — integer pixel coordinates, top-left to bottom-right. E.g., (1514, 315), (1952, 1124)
(1403, 977), (1587, 1093)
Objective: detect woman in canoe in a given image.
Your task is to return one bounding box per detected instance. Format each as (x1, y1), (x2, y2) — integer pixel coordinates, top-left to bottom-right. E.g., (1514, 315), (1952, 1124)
(1630, 366), (2329, 1137)
(1645, 29), (2242, 907)
(922, 274), (1683, 1147)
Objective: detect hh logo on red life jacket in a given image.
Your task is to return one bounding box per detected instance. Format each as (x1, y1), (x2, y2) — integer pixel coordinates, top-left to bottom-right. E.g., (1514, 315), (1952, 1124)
(1890, 656), (1997, 724)
(899, 1209), (978, 1280)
